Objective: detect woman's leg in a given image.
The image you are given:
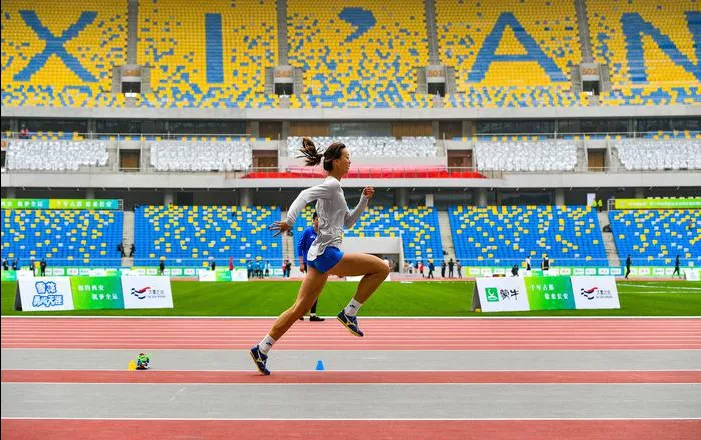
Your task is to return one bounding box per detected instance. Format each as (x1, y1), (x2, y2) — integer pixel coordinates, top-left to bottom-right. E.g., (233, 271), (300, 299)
(268, 267), (329, 340)
(329, 253), (390, 303)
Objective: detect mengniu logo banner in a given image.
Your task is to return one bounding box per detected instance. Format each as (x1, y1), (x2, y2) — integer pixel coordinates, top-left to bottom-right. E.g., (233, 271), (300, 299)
(71, 276), (124, 310)
(523, 276), (575, 311)
(570, 276), (620, 309)
(17, 277), (74, 311)
(474, 277), (530, 312)
(121, 276), (174, 309)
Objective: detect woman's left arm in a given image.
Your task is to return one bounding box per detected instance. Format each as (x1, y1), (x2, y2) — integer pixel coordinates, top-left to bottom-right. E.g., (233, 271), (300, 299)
(344, 187), (374, 228)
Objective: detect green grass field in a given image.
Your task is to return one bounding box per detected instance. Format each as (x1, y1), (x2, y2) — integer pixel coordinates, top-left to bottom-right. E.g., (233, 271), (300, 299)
(2, 280), (700, 317)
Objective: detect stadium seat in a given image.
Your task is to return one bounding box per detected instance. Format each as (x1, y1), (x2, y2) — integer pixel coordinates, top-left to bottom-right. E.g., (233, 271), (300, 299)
(133, 205), (282, 267)
(436, 0), (584, 107)
(1, 209), (123, 267)
(588, 0), (701, 106)
(449, 205), (607, 267)
(474, 140), (578, 172)
(136, 0), (278, 108)
(1, 0), (127, 108)
(150, 141), (252, 171)
(286, 136), (437, 158)
(609, 209), (700, 266)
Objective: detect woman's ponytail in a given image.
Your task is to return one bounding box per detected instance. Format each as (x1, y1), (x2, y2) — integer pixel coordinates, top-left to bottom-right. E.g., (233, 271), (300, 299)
(297, 137), (323, 166)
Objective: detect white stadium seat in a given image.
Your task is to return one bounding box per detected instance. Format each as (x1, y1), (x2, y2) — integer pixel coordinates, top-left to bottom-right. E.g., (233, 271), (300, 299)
(6, 140), (109, 171)
(474, 140), (577, 172)
(286, 136), (437, 158)
(150, 141), (252, 172)
(614, 140), (701, 171)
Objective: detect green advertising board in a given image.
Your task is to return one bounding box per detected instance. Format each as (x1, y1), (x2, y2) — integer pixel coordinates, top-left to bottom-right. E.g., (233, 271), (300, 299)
(524, 276), (575, 310)
(614, 198), (701, 210)
(70, 276), (124, 310)
(1, 198), (120, 210)
(1, 271), (18, 282)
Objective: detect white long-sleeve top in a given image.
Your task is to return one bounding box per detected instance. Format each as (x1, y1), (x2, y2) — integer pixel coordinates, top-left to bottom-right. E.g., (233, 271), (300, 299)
(285, 176), (369, 261)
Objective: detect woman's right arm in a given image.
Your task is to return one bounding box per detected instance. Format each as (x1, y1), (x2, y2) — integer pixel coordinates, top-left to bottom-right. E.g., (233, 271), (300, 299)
(285, 180), (336, 226)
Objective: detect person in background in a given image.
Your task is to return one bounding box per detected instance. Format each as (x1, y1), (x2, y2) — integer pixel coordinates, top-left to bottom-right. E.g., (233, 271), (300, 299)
(525, 255), (532, 272)
(229, 257), (234, 272)
(419, 261), (425, 278)
(441, 260), (446, 278)
(625, 255), (632, 279)
(29, 256), (36, 276)
(40, 258), (47, 276)
(265, 261), (271, 278)
(427, 260), (435, 279)
(117, 242), (125, 257)
(248, 260), (254, 279)
(129, 244), (136, 257)
(673, 255), (681, 278)
(541, 254), (550, 275)
(297, 212), (324, 322)
(456, 260), (462, 279)
(511, 264), (520, 277)
(12, 258), (19, 271)
(285, 259), (292, 278)
(209, 258), (216, 271)
(448, 258), (455, 278)
(19, 124), (29, 139)
(159, 259), (165, 275)
(2, 258), (8, 271)
(281, 259), (288, 278)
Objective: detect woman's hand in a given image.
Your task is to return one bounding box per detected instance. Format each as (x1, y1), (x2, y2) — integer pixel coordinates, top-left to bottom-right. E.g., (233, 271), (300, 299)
(362, 187), (375, 199)
(269, 221), (291, 237)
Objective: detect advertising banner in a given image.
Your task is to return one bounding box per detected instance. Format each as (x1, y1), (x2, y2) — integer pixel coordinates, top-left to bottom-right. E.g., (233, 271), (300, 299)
(570, 276), (621, 309)
(17, 277), (74, 311)
(472, 276), (620, 312)
(1, 270), (18, 282)
(121, 276), (174, 309)
(198, 270), (217, 282)
(1, 198), (120, 210)
(614, 198), (701, 209)
(524, 276), (576, 311)
(231, 268), (249, 282)
(70, 276), (124, 310)
(473, 277), (530, 312)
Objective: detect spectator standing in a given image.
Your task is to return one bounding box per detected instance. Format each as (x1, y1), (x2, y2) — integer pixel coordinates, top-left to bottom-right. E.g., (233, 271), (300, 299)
(625, 255), (631, 279)
(40, 258), (47, 276)
(448, 258), (455, 278)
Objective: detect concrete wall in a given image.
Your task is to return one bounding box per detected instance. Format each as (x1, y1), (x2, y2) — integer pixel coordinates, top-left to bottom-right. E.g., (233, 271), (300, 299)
(3, 169), (699, 189)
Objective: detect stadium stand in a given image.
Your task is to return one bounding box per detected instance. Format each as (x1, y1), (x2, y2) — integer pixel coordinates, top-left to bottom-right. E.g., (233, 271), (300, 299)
(150, 141), (252, 171)
(474, 140), (578, 172)
(5, 140), (109, 171)
(294, 205), (443, 265)
(1, 0), (127, 107)
(588, 0), (701, 105)
(1, 209), (123, 266)
(133, 205), (282, 267)
(614, 139), (701, 171)
(285, 136), (437, 157)
(449, 205), (607, 267)
(136, 0), (278, 108)
(286, 0), (431, 108)
(436, 0), (584, 107)
(609, 209), (700, 266)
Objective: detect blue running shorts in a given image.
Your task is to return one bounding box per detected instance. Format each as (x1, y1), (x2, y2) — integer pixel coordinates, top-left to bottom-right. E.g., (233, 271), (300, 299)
(308, 246), (344, 274)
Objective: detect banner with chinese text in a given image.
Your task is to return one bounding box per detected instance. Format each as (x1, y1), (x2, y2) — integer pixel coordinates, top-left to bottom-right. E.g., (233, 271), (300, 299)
(472, 276), (620, 312)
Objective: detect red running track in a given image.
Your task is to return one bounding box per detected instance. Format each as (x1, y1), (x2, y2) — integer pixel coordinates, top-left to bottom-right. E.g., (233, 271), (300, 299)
(4, 370), (700, 384)
(2, 420), (699, 440)
(2, 317), (701, 350)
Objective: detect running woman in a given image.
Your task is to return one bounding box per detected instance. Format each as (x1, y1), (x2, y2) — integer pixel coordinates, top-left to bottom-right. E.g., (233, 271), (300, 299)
(250, 138), (389, 375)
